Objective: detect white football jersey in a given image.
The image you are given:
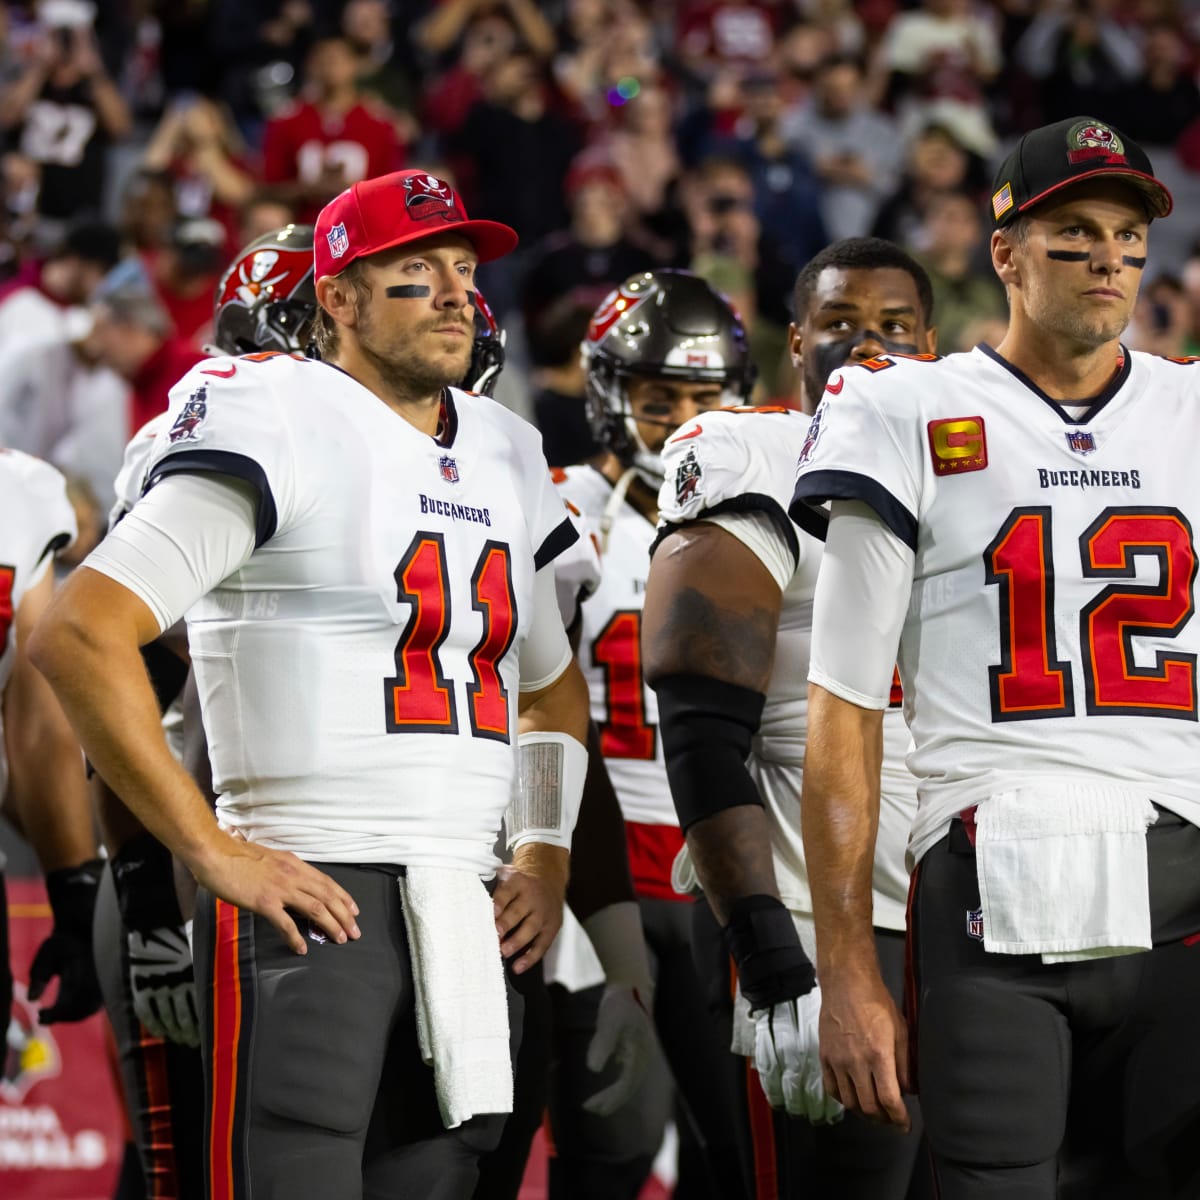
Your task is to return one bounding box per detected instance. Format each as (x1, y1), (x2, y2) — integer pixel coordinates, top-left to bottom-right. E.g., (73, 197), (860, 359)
(110, 413), (168, 529)
(553, 466), (673, 828)
(140, 353), (578, 873)
(658, 408), (914, 930)
(793, 347), (1200, 864)
(0, 450), (76, 803)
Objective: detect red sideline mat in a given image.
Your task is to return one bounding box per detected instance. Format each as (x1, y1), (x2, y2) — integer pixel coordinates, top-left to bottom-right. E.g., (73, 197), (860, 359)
(1, 876), (124, 1198)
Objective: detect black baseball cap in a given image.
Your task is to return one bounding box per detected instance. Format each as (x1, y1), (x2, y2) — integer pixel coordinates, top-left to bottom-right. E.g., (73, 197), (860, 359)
(990, 116), (1173, 228)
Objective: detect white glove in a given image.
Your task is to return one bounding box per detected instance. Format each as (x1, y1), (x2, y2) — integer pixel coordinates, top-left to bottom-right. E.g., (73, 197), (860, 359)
(582, 982), (657, 1116)
(753, 987), (844, 1125)
(127, 926), (200, 1047)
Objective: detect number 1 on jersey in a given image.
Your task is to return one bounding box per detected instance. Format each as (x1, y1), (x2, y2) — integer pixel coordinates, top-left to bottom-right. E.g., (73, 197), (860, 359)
(385, 533), (517, 740)
(592, 610), (656, 759)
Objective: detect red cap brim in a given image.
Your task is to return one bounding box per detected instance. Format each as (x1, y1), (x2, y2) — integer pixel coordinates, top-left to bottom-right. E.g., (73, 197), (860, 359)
(1018, 167), (1173, 221)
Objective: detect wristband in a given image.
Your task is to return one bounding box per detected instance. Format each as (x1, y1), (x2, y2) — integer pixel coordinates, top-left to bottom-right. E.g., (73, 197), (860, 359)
(723, 894), (816, 1012)
(507, 731), (586, 851)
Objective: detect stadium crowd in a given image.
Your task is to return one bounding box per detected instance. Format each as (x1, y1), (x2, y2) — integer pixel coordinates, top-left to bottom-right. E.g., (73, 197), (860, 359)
(2, 1), (1200, 1199)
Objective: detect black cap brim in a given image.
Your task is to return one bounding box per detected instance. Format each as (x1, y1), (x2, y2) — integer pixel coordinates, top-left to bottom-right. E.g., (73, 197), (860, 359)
(1008, 167), (1173, 225)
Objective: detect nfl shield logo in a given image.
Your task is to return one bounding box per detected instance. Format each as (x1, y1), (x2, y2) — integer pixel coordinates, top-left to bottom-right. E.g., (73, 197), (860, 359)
(966, 908), (984, 941)
(327, 223), (349, 259)
(1066, 430), (1096, 455)
(439, 455), (459, 483)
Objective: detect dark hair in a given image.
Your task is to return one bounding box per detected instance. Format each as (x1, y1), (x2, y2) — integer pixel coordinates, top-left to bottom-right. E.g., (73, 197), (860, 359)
(792, 237), (935, 324)
(60, 220), (121, 269)
(312, 259), (371, 359)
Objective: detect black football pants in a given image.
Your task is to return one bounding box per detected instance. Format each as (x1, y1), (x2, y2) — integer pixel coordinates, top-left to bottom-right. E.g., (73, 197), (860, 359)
(193, 863), (520, 1200)
(911, 812), (1200, 1199)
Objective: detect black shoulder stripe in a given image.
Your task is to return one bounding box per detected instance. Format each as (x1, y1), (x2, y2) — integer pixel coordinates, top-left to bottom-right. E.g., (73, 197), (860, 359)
(790, 469), (917, 551)
(145, 449), (278, 547)
(649, 493), (799, 565)
(534, 515), (579, 571)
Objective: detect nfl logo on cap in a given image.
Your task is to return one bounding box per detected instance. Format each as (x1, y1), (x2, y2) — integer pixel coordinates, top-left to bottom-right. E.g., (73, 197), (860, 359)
(327, 223), (349, 260)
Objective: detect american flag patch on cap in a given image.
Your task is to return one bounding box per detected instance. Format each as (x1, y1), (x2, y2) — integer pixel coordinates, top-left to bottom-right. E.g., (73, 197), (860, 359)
(992, 182), (1014, 220)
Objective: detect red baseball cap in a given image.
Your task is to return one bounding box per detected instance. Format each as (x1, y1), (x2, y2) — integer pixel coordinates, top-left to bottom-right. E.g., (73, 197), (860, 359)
(313, 170), (518, 280)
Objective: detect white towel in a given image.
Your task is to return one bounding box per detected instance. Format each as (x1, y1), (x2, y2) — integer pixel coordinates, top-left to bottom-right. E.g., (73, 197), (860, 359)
(974, 785), (1158, 960)
(399, 866), (513, 1129)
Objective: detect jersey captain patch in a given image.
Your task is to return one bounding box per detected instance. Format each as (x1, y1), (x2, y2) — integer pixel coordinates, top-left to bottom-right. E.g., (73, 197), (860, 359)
(928, 416), (987, 476)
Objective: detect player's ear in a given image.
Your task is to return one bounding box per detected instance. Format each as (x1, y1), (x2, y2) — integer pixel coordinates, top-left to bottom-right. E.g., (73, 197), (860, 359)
(923, 325), (938, 355)
(991, 229), (1021, 289)
(315, 274), (360, 330)
(787, 321), (803, 369)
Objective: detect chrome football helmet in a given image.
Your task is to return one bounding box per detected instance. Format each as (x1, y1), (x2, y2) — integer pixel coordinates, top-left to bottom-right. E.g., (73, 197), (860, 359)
(212, 224), (316, 356)
(583, 269), (755, 481)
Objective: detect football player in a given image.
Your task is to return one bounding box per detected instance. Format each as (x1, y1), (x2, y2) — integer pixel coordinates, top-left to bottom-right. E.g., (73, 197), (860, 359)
(0, 451), (102, 1038)
(546, 269), (757, 1199)
(33, 171), (590, 1198)
(89, 223), (319, 1200)
(793, 119), (1200, 1198)
(642, 239), (937, 1198)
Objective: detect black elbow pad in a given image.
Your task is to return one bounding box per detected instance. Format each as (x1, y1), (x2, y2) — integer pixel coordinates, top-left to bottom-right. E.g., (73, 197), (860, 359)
(653, 673), (766, 832)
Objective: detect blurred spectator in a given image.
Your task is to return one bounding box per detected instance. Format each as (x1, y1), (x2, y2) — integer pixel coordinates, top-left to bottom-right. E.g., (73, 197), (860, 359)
(1182, 248), (1200, 356)
(958, 312), (1009, 351)
(792, 0), (867, 57)
(555, 4), (663, 122)
(88, 284), (205, 433)
(1126, 273), (1193, 357)
(877, 0), (1001, 156)
(418, 7), (523, 139)
(454, 50), (583, 311)
(144, 217), (228, 347)
(871, 121), (986, 248)
(677, 1), (784, 80)
(910, 190), (1005, 353)
(140, 95), (257, 253)
(119, 169), (178, 253)
(262, 35), (405, 223)
(702, 71), (829, 273)
(528, 293), (599, 467)
(415, 0), (555, 65)
(0, 218), (118, 355)
(343, 0), (420, 144)
(682, 156), (794, 394)
(0, 320), (129, 511)
(0, 5), (131, 225)
(1116, 22), (1200, 147)
(783, 55), (900, 241)
(237, 193), (298, 248)
(520, 162), (655, 335)
(1015, 0), (1142, 124)
(597, 83), (681, 219)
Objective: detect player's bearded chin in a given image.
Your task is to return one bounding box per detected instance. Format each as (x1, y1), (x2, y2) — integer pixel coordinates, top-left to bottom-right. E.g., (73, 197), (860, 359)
(358, 308), (472, 397)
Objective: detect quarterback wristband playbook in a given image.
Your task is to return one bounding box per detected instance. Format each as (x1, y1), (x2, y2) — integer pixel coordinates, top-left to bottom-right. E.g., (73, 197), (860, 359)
(724, 894), (816, 1013)
(507, 731), (587, 851)
(654, 673), (766, 832)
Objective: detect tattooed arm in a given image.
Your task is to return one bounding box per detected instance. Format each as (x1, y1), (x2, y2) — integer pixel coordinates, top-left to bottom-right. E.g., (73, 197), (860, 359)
(641, 520), (782, 924)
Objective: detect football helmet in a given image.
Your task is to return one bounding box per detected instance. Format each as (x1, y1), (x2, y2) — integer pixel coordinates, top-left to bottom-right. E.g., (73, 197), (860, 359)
(464, 288), (505, 396)
(212, 224), (316, 356)
(583, 270), (755, 480)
